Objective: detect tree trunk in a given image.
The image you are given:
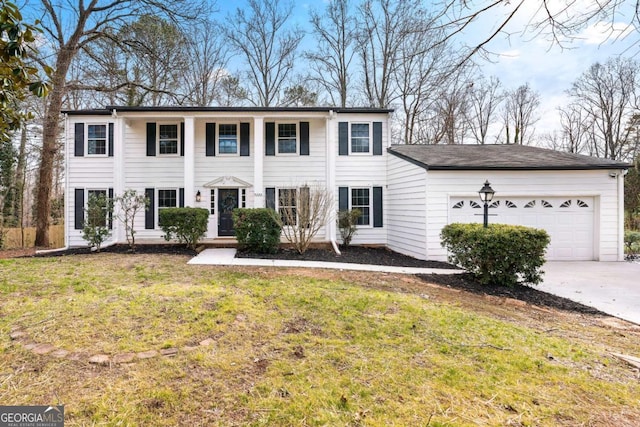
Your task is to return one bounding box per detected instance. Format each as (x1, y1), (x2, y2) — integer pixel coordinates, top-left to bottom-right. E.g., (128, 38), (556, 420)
(16, 125), (27, 246)
(35, 47), (74, 247)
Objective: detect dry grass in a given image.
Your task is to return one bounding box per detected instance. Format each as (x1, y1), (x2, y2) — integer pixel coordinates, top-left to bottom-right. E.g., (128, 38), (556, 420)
(0, 254), (639, 426)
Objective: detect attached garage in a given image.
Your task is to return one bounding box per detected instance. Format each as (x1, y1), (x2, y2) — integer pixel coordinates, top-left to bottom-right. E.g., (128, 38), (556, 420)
(386, 144), (629, 262)
(449, 196), (594, 260)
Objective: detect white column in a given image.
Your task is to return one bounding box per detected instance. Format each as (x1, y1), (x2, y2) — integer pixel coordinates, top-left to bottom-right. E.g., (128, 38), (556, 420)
(253, 116), (264, 207)
(183, 116), (195, 206)
(113, 114), (125, 242)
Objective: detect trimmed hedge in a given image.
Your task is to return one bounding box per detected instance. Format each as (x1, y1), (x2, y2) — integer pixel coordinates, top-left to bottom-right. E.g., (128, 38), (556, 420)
(159, 207), (209, 249)
(441, 223), (550, 287)
(233, 208), (282, 254)
(625, 230), (640, 255)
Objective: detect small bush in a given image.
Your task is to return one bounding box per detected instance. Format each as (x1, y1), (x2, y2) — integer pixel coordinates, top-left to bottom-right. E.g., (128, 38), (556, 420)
(625, 230), (640, 255)
(441, 223), (550, 287)
(81, 193), (113, 252)
(233, 208), (282, 254)
(159, 207), (209, 250)
(337, 209), (361, 247)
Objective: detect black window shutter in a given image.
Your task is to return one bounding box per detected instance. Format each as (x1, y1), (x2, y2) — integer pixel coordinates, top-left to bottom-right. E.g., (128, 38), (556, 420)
(265, 122), (275, 156)
(265, 188), (276, 210)
(373, 122), (382, 155)
(373, 186), (383, 228)
(338, 122), (348, 155)
(108, 188), (114, 229)
(180, 122), (185, 156)
(300, 121), (309, 155)
(108, 123), (114, 157)
(179, 188), (185, 207)
(74, 188), (84, 229)
(338, 187), (349, 211)
(205, 123), (216, 156)
(146, 123), (156, 156)
(145, 188), (155, 229)
(240, 122), (250, 156)
(74, 123), (84, 157)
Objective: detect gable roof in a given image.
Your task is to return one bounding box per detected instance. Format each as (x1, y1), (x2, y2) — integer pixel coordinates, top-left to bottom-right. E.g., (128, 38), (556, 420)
(388, 144), (630, 170)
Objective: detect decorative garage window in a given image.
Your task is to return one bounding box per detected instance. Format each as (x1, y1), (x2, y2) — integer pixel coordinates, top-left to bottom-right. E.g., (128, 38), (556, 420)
(541, 200), (553, 208)
(505, 200), (517, 208)
(469, 201), (480, 208)
(577, 199), (589, 208)
(489, 200), (500, 208)
(560, 200), (572, 208)
(524, 200), (536, 208)
(452, 201), (464, 209)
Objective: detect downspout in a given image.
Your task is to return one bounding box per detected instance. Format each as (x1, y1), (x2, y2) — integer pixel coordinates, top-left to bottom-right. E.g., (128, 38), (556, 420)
(327, 110), (340, 255)
(618, 169), (626, 261)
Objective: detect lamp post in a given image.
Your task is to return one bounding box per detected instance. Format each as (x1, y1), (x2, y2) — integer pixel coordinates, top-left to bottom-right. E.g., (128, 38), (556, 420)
(478, 180), (495, 228)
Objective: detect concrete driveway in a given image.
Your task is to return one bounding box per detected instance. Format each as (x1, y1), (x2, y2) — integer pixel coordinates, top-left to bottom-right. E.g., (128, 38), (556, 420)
(537, 261), (640, 324)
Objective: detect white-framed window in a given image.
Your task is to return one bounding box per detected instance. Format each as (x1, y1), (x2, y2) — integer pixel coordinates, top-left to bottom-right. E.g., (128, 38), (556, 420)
(158, 124), (179, 155)
(87, 124), (107, 155)
(278, 188), (297, 225)
(158, 189), (177, 210)
(210, 189), (216, 215)
(87, 189), (108, 226)
(351, 188), (370, 226)
(350, 123), (370, 154)
(277, 123), (297, 154)
(218, 123), (238, 154)
(241, 189), (246, 208)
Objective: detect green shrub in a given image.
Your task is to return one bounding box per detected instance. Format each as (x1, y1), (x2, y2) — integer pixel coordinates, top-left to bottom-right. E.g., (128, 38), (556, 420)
(625, 230), (640, 255)
(337, 209), (361, 247)
(159, 207), (209, 250)
(233, 208), (282, 254)
(81, 192), (113, 252)
(441, 223), (550, 287)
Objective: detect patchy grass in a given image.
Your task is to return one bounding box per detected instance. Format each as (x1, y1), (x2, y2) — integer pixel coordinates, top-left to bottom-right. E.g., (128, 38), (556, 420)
(0, 254), (639, 426)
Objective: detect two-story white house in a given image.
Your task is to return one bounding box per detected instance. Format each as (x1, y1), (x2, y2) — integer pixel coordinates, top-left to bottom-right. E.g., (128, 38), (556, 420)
(64, 106), (629, 262)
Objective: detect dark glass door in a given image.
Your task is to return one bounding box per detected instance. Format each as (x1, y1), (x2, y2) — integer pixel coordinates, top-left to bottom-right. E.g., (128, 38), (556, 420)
(218, 189), (238, 236)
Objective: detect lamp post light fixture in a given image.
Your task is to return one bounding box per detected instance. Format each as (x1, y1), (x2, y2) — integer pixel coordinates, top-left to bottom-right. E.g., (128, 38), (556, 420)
(478, 180), (495, 228)
(195, 190), (202, 203)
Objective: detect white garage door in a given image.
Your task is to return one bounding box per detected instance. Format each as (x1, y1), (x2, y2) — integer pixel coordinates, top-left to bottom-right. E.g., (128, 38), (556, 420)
(449, 197), (595, 261)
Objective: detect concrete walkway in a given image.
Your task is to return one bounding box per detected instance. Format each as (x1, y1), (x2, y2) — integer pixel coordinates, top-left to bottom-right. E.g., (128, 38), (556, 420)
(189, 250), (640, 325)
(537, 261), (640, 325)
(188, 248), (465, 275)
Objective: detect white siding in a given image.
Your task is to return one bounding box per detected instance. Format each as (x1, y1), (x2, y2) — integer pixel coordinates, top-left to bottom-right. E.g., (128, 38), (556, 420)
(386, 155), (428, 259)
(426, 169), (622, 262)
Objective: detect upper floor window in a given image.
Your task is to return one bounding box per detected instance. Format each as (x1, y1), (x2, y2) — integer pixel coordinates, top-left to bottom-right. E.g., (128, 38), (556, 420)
(219, 124), (238, 154)
(351, 123), (370, 153)
(158, 124), (178, 155)
(278, 123), (297, 154)
(87, 124), (107, 155)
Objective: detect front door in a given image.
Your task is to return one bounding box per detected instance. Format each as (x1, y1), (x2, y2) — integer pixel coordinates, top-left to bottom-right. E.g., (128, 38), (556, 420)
(218, 188), (239, 236)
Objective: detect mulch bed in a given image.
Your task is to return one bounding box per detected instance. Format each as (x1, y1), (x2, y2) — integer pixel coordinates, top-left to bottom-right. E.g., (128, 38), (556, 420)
(3, 244), (606, 316)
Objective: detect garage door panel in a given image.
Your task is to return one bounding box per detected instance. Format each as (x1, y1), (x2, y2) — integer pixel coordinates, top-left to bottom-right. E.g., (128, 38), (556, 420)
(449, 197), (594, 261)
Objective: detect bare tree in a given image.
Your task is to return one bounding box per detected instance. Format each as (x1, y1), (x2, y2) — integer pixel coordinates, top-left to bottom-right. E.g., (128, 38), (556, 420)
(306, 0), (357, 107)
(502, 83), (540, 145)
(33, 0), (208, 247)
(556, 103), (591, 154)
(430, 72), (475, 145)
(356, 0), (425, 108)
(225, 0), (303, 107)
(278, 184), (332, 254)
(465, 75), (504, 144)
(182, 21), (230, 107)
(567, 57), (639, 160)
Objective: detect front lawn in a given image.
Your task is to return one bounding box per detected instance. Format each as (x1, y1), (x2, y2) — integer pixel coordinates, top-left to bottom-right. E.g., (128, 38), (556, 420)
(1, 254), (639, 426)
